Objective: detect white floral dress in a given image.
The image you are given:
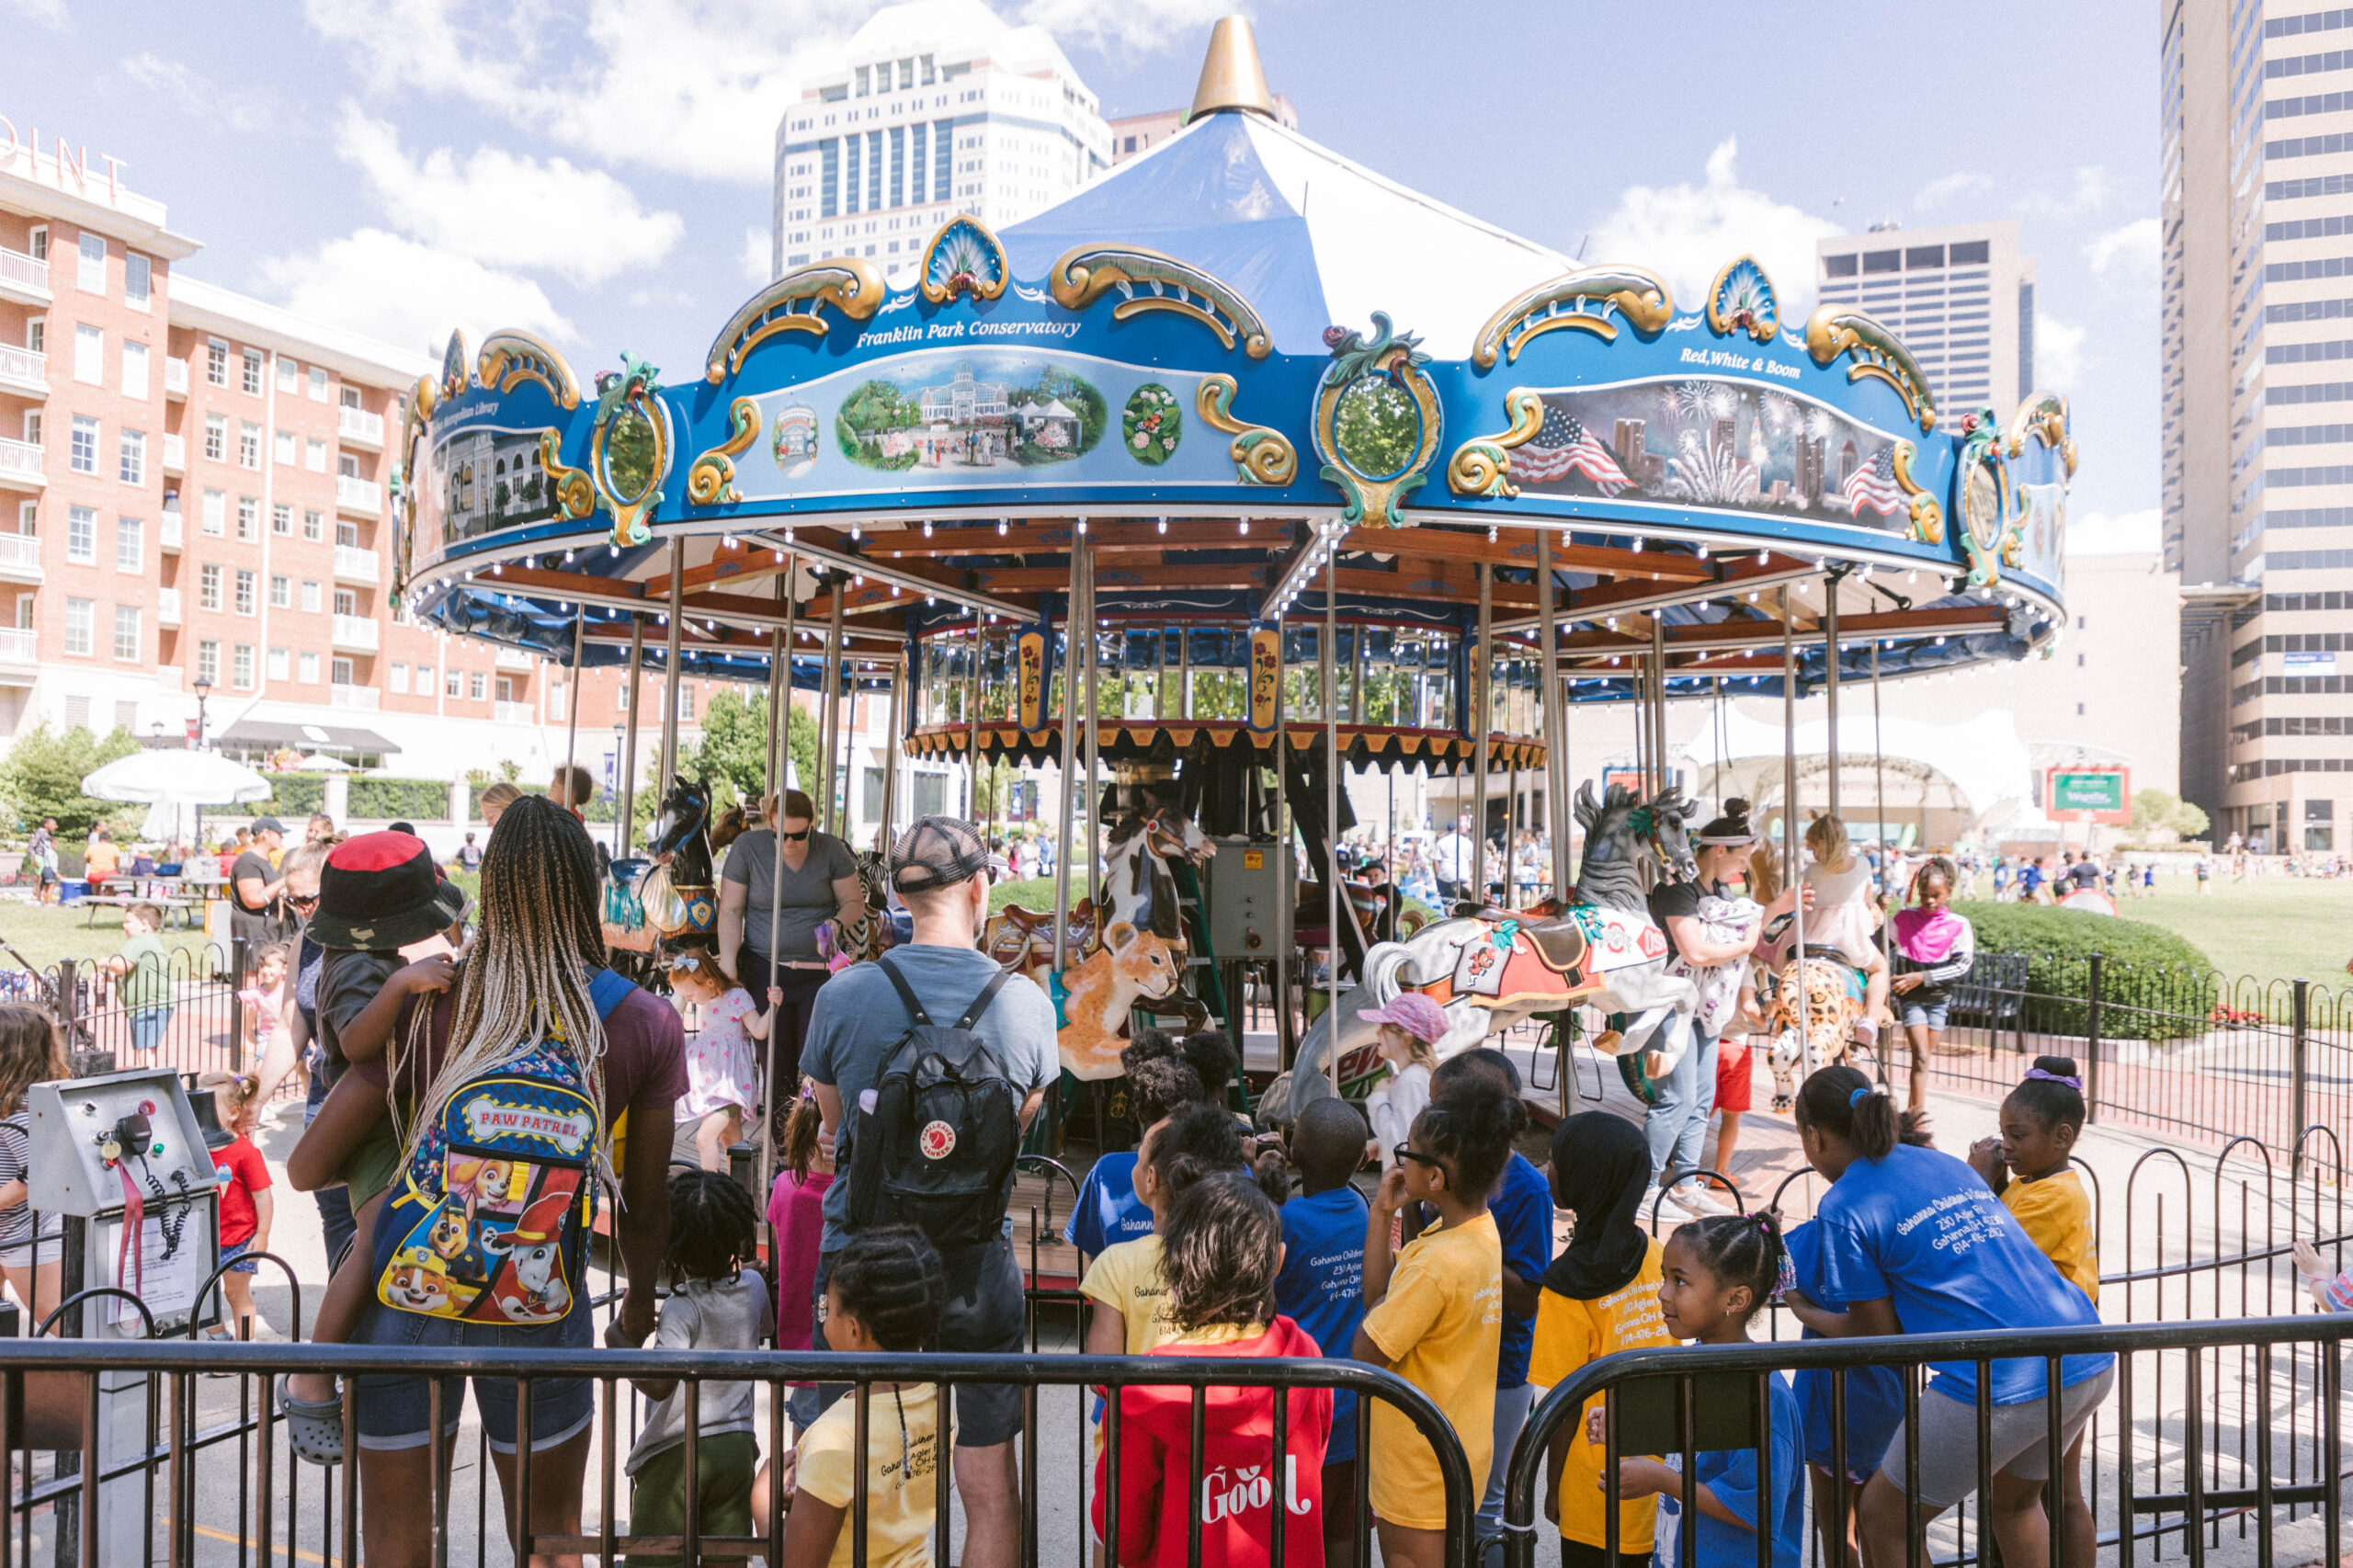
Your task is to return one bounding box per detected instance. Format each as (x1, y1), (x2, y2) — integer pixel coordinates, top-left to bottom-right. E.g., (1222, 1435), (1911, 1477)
(678, 987), (758, 1120)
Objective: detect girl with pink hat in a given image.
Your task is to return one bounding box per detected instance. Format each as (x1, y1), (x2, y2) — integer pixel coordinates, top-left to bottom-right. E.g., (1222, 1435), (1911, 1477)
(1360, 992), (1450, 1169)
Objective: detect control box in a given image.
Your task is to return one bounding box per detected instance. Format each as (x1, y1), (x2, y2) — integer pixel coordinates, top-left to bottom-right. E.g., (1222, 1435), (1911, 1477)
(1202, 836), (1290, 960)
(26, 1069), (216, 1219)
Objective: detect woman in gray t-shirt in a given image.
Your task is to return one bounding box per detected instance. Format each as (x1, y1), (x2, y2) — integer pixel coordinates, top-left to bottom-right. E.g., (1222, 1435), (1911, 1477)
(718, 789), (864, 1085)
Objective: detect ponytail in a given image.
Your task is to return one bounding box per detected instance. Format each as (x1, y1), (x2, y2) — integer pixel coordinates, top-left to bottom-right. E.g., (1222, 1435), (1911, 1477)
(1792, 1064), (1899, 1160)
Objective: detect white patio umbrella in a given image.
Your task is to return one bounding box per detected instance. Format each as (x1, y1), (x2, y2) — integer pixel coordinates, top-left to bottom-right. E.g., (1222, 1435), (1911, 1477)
(82, 749), (274, 845)
(297, 753), (353, 773)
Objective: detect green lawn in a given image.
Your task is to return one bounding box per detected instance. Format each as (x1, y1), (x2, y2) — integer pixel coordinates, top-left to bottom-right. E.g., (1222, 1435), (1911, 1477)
(0, 897), (226, 974)
(2107, 872), (2353, 989)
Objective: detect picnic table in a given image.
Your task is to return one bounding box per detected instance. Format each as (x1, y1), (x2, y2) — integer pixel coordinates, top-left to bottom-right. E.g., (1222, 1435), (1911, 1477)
(76, 874), (209, 930)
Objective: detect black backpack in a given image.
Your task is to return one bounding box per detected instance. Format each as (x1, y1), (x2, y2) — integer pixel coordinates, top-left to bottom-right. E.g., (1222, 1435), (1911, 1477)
(847, 956), (1023, 1250)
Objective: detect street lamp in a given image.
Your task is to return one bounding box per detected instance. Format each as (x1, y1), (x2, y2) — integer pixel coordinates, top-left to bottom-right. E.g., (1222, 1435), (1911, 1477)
(192, 674), (212, 752)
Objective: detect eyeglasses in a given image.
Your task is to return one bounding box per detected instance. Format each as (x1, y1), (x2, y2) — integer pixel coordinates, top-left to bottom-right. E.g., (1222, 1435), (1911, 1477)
(1392, 1142), (1447, 1173)
(779, 828), (810, 842)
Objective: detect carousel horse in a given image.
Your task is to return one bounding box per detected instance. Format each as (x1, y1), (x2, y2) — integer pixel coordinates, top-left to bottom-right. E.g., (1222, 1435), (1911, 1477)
(1258, 783), (1697, 1122)
(1101, 801), (1215, 940)
(639, 776), (719, 947)
(984, 898), (1099, 983)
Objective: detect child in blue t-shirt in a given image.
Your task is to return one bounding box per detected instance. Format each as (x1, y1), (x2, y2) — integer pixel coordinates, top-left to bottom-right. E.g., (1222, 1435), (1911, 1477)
(1066, 1030), (1236, 1265)
(1274, 1097), (1371, 1568)
(1607, 1213), (1804, 1568)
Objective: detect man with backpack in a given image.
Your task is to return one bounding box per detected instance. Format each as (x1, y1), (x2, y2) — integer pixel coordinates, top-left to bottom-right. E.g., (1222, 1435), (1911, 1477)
(804, 815), (1058, 1568)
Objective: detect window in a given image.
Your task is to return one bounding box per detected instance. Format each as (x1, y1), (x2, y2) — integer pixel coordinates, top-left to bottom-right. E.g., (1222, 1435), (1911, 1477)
(339, 384), (360, 410)
(202, 414), (224, 461)
(268, 574), (289, 608)
(276, 358), (298, 392)
(65, 506), (95, 563)
(494, 675), (514, 704)
(300, 581), (321, 613)
(75, 233), (104, 293)
(120, 340), (146, 399)
(63, 597), (91, 655)
(1950, 239), (1991, 265)
(233, 568), (255, 615)
(236, 497), (257, 540)
(415, 664), (433, 693)
(331, 655), (353, 687)
(69, 416), (97, 473)
(267, 647), (289, 680)
(333, 587), (355, 617)
(26, 226), (45, 263)
(117, 430), (142, 485)
(391, 661), (410, 694)
(199, 564), (222, 611)
(305, 438), (326, 472)
(124, 252), (150, 308)
(271, 503), (291, 536)
(18, 411), (36, 446)
(200, 490), (224, 536)
(241, 349), (262, 396)
(197, 639), (218, 685)
(72, 324), (100, 384)
(299, 651), (318, 684)
(233, 642), (254, 689)
(335, 518), (358, 548)
(113, 605), (138, 662)
(238, 422), (259, 469)
(274, 431), (295, 466)
(469, 672), (486, 701)
(14, 501), (32, 536)
(13, 597), (29, 631)
(115, 517), (140, 572)
(335, 451), (359, 479)
(616, 682), (628, 712)
(310, 367), (328, 402)
(302, 510), (323, 542)
(549, 681), (565, 722)
(205, 341), (227, 387)
(445, 668), (461, 698)
(23, 317), (40, 356)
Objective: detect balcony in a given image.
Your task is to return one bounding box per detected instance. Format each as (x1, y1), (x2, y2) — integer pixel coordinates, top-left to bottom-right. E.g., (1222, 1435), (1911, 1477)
(159, 508), (182, 551)
(0, 627), (34, 686)
(494, 646), (534, 670)
(0, 437), (40, 491)
(161, 432), (185, 475)
(337, 405), (385, 448)
(494, 700), (537, 725)
(0, 344), (44, 398)
(0, 248), (48, 306)
(330, 682), (381, 711)
(335, 474), (381, 516)
(0, 532), (40, 585)
(333, 544), (380, 585)
(331, 613), (379, 653)
(155, 587), (180, 627)
(164, 357), (188, 400)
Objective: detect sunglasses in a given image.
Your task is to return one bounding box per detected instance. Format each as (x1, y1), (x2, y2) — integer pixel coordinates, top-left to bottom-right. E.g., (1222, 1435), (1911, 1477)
(288, 892), (319, 911)
(779, 828), (810, 842)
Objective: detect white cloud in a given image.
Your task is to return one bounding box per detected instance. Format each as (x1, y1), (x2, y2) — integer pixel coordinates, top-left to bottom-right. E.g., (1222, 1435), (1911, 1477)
(2084, 216), (2159, 280)
(122, 53), (269, 131)
(2065, 508), (2160, 556)
(1914, 171), (1993, 211)
(1017, 0), (1235, 52)
(2036, 310), (2087, 388)
(1587, 138), (1843, 316)
(741, 225), (774, 285)
(257, 229), (573, 357)
(335, 107), (682, 288)
(301, 0), (872, 184)
(3, 0), (64, 28)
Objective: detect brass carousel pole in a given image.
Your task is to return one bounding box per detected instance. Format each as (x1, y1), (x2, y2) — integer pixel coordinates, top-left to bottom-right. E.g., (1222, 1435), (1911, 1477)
(764, 577), (785, 821)
(659, 539), (686, 788)
(880, 653), (903, 846)
(1783, 587), (1813, 1078)
(618, 616), (645, 858)
(1083, 556), (1101, 915)
(1873, 641), (1889, 866)
(1473, 561), (1492, 901)
(758, 566), (791, 1226)
(1824, 573), (1841, 819)
(1273, 602), (1290, 1067)
(1651, 617), (1668, 799)
(1052, 540), (1084, 967)
(823, 583), (846, 835)
(1539, 530), (1568, 897)
(563, 616), (583, 810)
(1324, 551), (1341, 1096)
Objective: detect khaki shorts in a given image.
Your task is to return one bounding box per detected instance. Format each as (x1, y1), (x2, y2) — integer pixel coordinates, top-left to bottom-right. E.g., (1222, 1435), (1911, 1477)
(1879, 1363), (2115, 1510)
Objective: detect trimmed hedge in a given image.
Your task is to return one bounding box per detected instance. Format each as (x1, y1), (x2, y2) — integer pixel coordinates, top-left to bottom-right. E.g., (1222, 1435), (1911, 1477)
(347, 777), (454, 823)
(216, 775), (327, 819)
(1954, 901), (2217, 1040)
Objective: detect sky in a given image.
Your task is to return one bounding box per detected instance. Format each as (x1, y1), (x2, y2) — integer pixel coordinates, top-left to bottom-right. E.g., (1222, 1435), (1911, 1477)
(2, 0), (2160, 540)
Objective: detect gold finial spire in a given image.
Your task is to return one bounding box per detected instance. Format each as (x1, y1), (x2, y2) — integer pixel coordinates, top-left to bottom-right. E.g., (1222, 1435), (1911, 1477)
(1187, 17), (1278, 121)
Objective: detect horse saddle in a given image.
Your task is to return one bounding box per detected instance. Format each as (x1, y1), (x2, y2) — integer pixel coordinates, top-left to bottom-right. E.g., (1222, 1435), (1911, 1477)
(1519, 916), (1588, 972)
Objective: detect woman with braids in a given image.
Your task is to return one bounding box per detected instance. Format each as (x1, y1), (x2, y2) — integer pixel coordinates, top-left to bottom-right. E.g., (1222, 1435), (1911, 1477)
(1092, 1173), (1332, 1568)
(1783, 1065), (2109, 1568)
(625, 1169), (774, 1563)
(347, 796), (688, 1568)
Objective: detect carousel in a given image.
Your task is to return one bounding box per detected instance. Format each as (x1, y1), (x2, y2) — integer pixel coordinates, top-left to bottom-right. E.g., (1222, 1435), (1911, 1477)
(391, 19), (2077, 1146)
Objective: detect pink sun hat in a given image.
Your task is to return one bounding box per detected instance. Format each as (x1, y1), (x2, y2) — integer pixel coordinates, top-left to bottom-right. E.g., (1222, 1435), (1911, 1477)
(1358, 993), (1449, 1044)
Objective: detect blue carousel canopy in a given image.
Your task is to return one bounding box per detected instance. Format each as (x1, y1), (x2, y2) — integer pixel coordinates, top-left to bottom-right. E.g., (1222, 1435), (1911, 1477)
(387, 18), (2075, 747)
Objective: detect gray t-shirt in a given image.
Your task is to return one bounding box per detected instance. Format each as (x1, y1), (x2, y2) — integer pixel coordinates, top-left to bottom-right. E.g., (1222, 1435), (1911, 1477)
(623, 1271), (775, 1474)
(802, 944), (1059, 1254)
(316, 949), (403, 1082)
(721, 829), (859, 960)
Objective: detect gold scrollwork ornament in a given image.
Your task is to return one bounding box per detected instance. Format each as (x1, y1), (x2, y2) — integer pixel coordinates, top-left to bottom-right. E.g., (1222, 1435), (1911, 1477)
(1889, 442), (1944, 545)
(1445, 390), (1547, 498)
(1196, 375), (1297, 485)
(1311, 313), (1444, 529)
(540, 430), (596, 524)
(686, 397), (762, 506)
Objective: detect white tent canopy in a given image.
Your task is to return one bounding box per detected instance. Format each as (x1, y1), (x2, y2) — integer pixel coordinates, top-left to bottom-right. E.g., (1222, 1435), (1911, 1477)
(1677, 706), (2041, 828)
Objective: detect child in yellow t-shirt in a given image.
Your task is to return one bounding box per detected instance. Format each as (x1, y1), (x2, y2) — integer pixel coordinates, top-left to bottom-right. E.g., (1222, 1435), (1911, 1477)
(1527, 1111), (1676, 1567)
(1352, 1084), (1514, 1568)
(1080, 1102), (1246, 1359)
(1967, 1054), (2097, 1568)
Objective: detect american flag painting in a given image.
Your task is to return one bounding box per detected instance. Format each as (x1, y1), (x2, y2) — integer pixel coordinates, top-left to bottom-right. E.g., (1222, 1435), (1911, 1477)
(1842, 447), (1904, 517)
(1517, 404), (1631, 494)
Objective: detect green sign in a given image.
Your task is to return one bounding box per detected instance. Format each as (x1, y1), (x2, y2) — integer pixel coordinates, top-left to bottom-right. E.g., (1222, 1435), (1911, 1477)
(2052, 770), (2126, 812)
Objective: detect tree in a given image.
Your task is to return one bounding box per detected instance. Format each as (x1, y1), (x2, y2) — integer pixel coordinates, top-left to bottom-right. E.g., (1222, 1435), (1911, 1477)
(2129, 788), (2211, 844)
(676, 688), (820, 811)
(0, 723), (143, 837)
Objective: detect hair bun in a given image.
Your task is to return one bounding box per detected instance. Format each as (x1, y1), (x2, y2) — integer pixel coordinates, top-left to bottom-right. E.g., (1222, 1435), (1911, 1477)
(2033, 1054), (2079, 1077)
(1723, 798), (1750, 818)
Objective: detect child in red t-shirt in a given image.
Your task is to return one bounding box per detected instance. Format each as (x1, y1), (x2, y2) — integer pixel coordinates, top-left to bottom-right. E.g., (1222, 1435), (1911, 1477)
(199, 1071), (274, 1341)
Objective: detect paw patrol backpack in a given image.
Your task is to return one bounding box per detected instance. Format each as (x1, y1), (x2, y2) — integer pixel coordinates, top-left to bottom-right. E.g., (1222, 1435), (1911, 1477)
(372, 970), (634, 1324)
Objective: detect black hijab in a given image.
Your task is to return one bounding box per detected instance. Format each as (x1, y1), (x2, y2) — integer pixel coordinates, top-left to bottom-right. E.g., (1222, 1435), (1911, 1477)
(1539, 1111), (1654, 1300)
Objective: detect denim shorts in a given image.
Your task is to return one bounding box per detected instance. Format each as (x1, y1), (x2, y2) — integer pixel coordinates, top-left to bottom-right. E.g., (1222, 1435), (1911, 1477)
(218, 1239), (257, 1276)
(1902, 1000), (1950, 1030)
(128, 1008), (171, 1053)
(351, 1294), (594, 1455)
